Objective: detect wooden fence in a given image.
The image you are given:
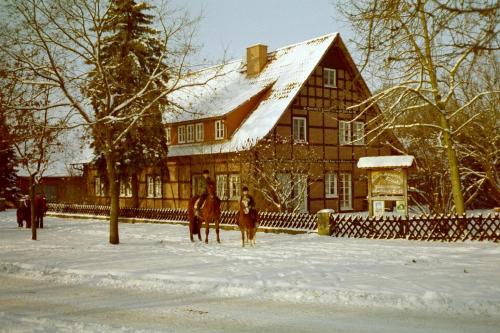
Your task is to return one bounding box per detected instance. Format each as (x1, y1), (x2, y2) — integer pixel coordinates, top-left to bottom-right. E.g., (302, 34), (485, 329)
(46, 203), (318, 232)
(330, 213), (500, 242)
(46, 203), (499, 241)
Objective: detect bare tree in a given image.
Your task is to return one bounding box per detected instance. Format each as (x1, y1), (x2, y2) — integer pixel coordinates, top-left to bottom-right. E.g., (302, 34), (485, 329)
(338, 0), (500, 214)
(0, 0), (223, 244)
(234, 137), (322, 213)
(1, 71), (65, 240)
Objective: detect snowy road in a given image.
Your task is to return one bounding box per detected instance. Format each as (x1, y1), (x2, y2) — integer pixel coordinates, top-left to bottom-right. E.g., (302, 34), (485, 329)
(0, 210), (499, 332)
(1, 275), (499, 333)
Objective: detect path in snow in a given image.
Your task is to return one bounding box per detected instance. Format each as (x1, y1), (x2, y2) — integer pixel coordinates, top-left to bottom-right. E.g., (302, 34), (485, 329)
(0, 210), (499, 332)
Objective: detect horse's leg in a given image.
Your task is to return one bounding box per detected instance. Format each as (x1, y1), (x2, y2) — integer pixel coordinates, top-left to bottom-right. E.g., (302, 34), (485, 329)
(197, 217), (202, 241)
(189, 224), (194, 242)
(216, 219), (220, 243)
(205, 218), (209, 244)
(240, 229), (245, 247)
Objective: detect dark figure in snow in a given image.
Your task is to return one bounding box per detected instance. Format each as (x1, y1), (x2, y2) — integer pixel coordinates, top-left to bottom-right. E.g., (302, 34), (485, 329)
(237, 186), (259, 247)
(16, 197), (28, 227)
(17, 195), (32, 228)
(34, 194), (47, 228)
(195, 169), (212, 216)
(188, 195), (203, 242)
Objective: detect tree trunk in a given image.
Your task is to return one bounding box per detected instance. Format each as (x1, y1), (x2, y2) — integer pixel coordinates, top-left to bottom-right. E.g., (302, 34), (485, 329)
(29, 175), (36, 241)
(440, 114), (465, 215)
(106, 156), (120, 244)
(131, 172), (139, 208)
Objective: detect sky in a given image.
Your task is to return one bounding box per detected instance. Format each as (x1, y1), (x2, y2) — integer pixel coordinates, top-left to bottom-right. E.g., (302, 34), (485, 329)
(167, 0), (357, 63)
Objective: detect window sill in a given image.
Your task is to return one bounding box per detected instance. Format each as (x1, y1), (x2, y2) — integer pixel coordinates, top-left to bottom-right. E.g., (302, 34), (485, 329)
(324, 84), (337, 89)
(325, 195), (338, 199)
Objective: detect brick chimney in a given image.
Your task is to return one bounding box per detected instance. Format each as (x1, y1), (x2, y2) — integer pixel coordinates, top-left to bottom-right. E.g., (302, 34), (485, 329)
(246, 44), (268, 76)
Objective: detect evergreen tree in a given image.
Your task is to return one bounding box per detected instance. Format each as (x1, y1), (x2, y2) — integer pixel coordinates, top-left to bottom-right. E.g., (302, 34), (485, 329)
(0, 108), (19, 202)
(87, 0), (169, 208)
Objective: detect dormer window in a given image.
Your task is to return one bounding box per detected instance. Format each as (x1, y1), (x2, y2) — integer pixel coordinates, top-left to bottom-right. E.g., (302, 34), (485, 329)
(178, 125), (185, 143)
(195, 123), (204, 142)
(324, 68), (337, 88)
(215, 120), (225, 140)
(166, 127), (171, 144)
(186, 124), (195, 143)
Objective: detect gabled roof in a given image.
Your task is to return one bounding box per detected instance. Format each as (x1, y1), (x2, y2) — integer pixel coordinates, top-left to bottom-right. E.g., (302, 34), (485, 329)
(164, 33), (338, 157)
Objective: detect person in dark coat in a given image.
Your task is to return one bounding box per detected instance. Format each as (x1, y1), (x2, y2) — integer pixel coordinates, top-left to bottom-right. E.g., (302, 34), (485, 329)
(16, 197), (26, 227)
(196, 169), (212, 216)
(35, 194), (47, 228)
(23, 195), (32, 228)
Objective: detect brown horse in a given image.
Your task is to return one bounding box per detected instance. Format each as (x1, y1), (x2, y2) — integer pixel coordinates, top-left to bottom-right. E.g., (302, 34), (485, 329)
(187, 196), (203, 242)
(201, 182), (221, 244)
(237, 198), (258, 247)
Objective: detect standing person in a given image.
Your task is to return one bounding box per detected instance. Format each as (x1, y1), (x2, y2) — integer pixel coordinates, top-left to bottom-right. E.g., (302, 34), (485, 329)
(23, 195), (31, 228)
(35, 194), (47, 228)
(196, 169), (212, 216)
(16, 197), (26, 227)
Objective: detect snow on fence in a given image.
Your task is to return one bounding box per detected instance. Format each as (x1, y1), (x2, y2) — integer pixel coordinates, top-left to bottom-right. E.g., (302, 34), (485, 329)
(46, 203), (318, 232)
(330, 213), (500, 242)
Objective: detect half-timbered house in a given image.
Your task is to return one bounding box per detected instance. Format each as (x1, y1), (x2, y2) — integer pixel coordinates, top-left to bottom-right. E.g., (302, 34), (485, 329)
(84, 33), (396, 213)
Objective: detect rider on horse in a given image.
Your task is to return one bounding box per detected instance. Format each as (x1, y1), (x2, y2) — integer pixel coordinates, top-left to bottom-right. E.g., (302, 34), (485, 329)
(196, 169), (212, 217)
(240, 186), (258, 222)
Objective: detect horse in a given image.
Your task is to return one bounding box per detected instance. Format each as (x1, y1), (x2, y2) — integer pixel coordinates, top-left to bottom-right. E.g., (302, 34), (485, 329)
(34, 194), (47, 228)
(237, 197), (258, 247)
(201, 182), (221, 244)
(187, 195), (203, 242)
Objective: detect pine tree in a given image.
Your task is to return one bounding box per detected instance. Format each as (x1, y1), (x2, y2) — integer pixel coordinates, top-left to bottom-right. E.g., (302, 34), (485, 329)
(87, 0), (169, 208)
(0, 108), (19, 203)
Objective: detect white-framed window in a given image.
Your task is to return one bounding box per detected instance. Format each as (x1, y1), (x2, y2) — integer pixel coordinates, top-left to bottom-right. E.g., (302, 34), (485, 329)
(339, 121), (365, 145)
(147, 175), (162, 198)
(339, 120), (351, 145)
(216, 174), (228, 199)
(229, 174), (241, 200)
(292, 116), (307, 143)
(353, 121), (365, 145)
(325, 172), (338, 198)
(339, 173), (352, 211)
(195, 123), (204, 142)
(94, 176), (105, 196)
(119, 177), (132, 198)
(166, 127), (171, 145)
(186, 124), (194, 143)
(324, 68), (337, 88)
(215, 120), (225, 140)
(178, 125), (186, 143)
(277, 172), (292, 199)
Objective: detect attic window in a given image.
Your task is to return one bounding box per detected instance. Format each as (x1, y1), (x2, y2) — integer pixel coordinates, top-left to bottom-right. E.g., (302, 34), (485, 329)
(186, 124), (195, 143)
(215, 120), (225, 140)
(178, 125), (185, 143)
(195, 123), (204, 142)
(324, 68), (337, 88)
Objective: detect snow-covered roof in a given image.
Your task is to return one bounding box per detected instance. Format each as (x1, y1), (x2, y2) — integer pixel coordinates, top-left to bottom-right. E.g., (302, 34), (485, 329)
(357, 156), (415, 169)
(164, 33), (338, 157)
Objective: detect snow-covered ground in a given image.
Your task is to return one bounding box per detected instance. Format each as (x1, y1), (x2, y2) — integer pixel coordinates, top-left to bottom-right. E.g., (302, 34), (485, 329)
(1, 210), (499, 332)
